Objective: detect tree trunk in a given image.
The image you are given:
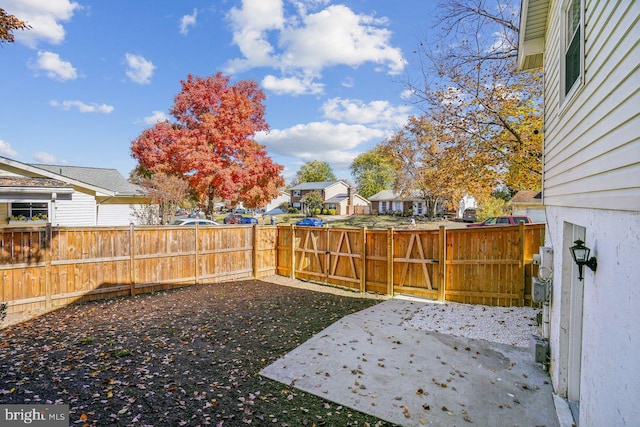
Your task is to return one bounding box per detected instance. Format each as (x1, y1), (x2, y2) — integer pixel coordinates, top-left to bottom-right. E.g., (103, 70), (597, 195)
(206, 187), (216, 219)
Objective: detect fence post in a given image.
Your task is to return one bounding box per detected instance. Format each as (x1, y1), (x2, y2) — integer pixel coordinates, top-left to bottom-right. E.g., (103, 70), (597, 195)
(194, 223), (200, 284)
(519, 222), (526, 306)
(129, 223), (136, 296)
(387, 227), (394, 295)
(438, 225), (446, 302)
(252, 224), (258, 279)
(324, 226), (330, 285)
(360, 227), (366, 293)
(290, 224), (296, 280)
(44, 223), (52, 309)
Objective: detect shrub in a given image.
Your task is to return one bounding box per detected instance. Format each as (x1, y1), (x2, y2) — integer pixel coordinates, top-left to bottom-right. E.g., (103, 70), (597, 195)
(288, 207), (299, 214)
(313, 208), (321, 215)
(328, 209), (336, 215)
(322, 208), (328, 215)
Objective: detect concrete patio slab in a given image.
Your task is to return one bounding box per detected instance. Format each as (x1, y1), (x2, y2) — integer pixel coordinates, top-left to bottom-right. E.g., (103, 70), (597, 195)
(261, 298), (559, 426)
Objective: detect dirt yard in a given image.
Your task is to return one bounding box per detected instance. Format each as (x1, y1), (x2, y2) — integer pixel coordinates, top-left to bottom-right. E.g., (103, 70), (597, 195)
(0, 278), (395, 426)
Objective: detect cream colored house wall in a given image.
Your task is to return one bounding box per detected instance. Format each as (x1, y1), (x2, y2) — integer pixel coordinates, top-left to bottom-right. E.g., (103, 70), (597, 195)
(542, 1), (640, 210)
(532, 1), (640, 426)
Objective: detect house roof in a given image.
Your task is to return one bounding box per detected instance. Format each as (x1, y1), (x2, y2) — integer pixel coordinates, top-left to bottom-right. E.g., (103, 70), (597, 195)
(0, 176), (73, 189)
(0, 176), (76, 196)
(510, 190), (542, 205)
(30, 164), (144, 196)
(325, 194), (347, 203)
(368, 189), (423, 201)
(289, 181), (345, 191)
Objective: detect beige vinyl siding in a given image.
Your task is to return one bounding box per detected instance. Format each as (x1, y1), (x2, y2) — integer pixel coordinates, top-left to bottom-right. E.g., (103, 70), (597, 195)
(324, 182), (347, 200)
(542, 0), (640, 211)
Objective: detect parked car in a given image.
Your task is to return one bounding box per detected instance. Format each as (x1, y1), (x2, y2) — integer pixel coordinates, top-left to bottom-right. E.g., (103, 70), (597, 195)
(295, 217), (324, 227)
(462, 208), (477, 222)
(224, 214), (258, 224)
(223, 213), (243, 224)
(172, 218), (220, 226)
(467, 215), (532, 227)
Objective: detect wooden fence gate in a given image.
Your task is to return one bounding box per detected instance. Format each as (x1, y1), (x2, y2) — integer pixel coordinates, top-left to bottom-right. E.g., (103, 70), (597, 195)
(277, 223), (544, 306)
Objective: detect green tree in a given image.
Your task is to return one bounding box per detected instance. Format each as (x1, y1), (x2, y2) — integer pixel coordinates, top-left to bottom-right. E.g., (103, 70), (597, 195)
(292, 160), (336, 186)
(350, 148), (395, 199)
(300, 191), (323, 216)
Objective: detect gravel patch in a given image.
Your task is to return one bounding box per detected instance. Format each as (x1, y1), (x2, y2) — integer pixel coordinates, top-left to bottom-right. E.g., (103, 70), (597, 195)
(402, 299), (541, 348)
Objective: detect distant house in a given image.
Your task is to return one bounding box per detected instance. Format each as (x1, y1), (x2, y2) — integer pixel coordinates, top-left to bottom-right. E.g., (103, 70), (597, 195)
(369, 190), (476, 218)
(519, 1), (639, 426)
(289, 181), (369, 215)
(368, 190), (426, 215)
(0, 156), (150, 226)
(508, 190), (545, 223)
(262, 190), (290, 215)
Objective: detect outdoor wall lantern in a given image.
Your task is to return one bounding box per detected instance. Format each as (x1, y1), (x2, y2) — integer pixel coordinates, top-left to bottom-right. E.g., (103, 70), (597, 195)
(569, 239), (597, 281)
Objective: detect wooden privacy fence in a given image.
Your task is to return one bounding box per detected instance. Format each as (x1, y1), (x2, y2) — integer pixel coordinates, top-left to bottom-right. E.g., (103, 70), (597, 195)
(1, 224), (277, 316)
(1, 222), (544, 318)
(277, 222), (545, 306)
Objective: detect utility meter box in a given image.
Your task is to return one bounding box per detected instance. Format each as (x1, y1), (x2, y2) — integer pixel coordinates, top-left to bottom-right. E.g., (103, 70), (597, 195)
(539, 246), (553, 270)
(530, 334), (549, 364)
(532, 277), (548, 303)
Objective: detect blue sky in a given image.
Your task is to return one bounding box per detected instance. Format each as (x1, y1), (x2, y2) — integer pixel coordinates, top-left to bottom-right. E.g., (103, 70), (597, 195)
(1, 0), (438, 184)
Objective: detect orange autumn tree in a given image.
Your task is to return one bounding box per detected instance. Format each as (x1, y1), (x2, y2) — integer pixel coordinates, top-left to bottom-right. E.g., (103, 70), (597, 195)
(380, 115), (473, 217)
(131, 73), (284, 217)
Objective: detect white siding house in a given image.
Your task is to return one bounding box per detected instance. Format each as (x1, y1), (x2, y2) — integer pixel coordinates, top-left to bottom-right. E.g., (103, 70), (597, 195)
(519, 1), (639, 426)
(0, 156), (150, 227)
(289, 181), (370, 215)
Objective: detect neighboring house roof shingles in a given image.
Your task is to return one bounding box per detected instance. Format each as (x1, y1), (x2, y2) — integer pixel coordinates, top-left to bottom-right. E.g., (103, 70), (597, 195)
(368, 189), (423, 201)
(30, 164), (144, 196)
(509, 190), (542, 204)
(0, 177), (73, 189)
(290, 181), (342, 191)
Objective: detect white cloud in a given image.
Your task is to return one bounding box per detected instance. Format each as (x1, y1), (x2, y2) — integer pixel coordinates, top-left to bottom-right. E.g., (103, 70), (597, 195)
(3, 0), (79, 48)
(179, 9), (198, 35)
(226, 0), (285, 71)
(50, 100), (114, 113)
(0, 139), (18, 157)
(321, 97), (411, 128)
(279, 5), (406, 73)
(400, 89), (414, 100)
(142, 110), (170, 125)
(33, 151), (65, 163)
(225, 2), (406, 80)
(256, 121), (385, 170)
(261, 74), (323, 96)
(33, 51), (78, 80)
(125, 53), (155, 84)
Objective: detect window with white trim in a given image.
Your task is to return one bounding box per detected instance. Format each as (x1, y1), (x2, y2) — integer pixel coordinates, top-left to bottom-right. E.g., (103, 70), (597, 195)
(10, 202), (48, 220)
(563, 0), (583, 97)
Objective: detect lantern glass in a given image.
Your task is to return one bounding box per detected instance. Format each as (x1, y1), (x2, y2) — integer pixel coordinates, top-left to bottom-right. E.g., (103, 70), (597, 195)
(570, 240), (589, 263)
